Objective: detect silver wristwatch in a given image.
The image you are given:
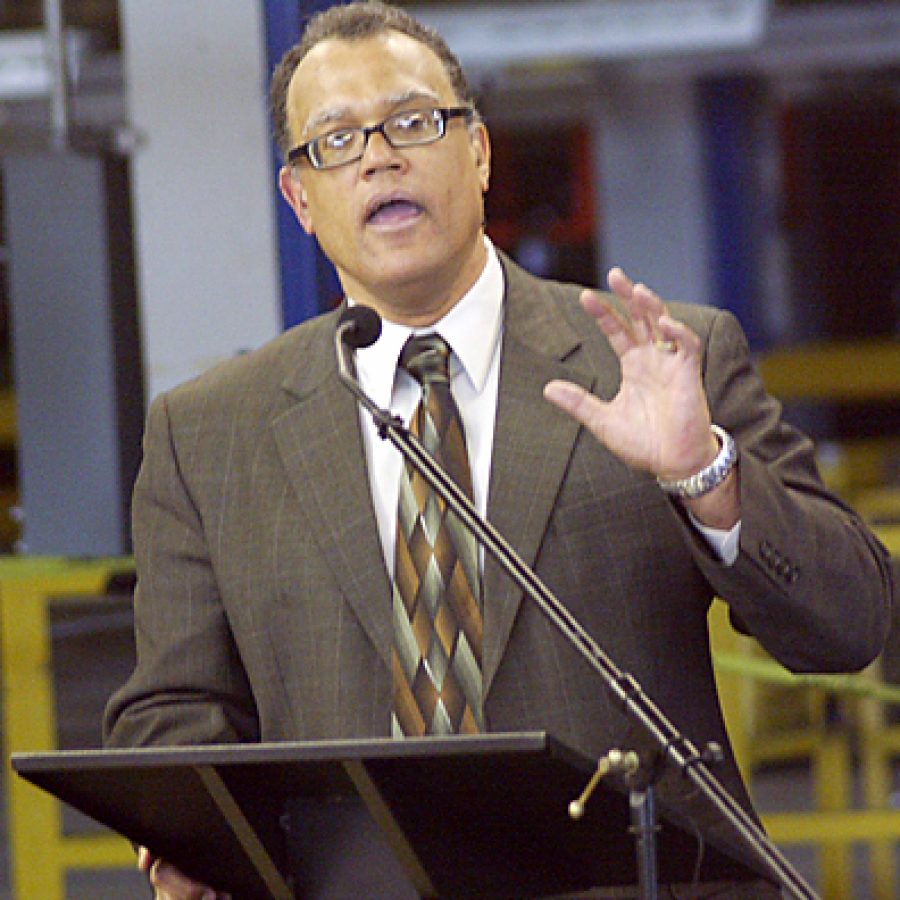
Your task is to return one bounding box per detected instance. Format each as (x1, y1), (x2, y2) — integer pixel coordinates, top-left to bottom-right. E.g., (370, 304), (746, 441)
(656, 425), (738, 499)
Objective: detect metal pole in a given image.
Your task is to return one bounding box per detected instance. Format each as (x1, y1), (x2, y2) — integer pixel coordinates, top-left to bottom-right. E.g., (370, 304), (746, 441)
(630, 787), (660, 900)
(42, 0), (69, 148)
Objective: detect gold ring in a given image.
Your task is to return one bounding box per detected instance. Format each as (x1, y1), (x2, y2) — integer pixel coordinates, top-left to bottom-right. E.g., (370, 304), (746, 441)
(654, 339), (678, 354)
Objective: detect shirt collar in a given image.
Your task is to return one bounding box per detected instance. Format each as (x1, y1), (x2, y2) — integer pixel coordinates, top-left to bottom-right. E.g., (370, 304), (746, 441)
(353, 238), (504, 407)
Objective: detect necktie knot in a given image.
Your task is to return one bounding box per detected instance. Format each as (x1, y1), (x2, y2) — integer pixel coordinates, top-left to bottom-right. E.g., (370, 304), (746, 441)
(399, 333), (451, 386)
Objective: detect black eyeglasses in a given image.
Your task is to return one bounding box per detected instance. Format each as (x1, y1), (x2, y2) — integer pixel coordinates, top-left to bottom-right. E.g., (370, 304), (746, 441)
(288, 106), (473, 171)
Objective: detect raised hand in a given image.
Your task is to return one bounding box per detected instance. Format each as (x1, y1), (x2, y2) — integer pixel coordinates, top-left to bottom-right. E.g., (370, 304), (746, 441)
(544, 267), (739, 528)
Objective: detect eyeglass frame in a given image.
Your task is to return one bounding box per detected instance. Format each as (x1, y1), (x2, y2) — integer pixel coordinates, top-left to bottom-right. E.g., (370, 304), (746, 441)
(287, 105), (475, 171)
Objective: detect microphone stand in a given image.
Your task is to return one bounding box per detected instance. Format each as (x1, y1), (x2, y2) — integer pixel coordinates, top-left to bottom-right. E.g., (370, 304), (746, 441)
(335, 323), (819, 900)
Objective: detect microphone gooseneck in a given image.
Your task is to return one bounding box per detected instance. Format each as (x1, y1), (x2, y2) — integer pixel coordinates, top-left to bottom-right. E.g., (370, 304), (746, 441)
(334, 306), (394, 436)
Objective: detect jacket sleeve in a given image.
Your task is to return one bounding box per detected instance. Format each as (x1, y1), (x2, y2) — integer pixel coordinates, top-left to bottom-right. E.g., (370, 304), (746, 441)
(679, 307), (892, 673)
(103, 391), (260, 748)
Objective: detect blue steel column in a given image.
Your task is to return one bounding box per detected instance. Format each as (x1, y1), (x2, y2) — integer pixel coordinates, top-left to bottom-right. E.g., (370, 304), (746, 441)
(263, 0), (341, 328)
(699, 77), (765, 350)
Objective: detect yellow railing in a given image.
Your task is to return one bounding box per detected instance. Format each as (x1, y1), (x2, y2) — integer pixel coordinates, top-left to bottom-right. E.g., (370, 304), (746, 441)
(2, 554), (898, 899)
(0, 557), (136, 899)
(711, 595), (900, 900)
(756, 338), (900, 402)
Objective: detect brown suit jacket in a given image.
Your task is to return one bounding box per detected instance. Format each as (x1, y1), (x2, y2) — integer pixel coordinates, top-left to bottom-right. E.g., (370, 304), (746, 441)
(104, 255), (891, 835)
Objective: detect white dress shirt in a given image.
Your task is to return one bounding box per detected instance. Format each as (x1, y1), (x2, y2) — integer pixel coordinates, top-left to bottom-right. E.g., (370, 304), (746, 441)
(353, 241), (504, 574)
(350, 239), (739, 575)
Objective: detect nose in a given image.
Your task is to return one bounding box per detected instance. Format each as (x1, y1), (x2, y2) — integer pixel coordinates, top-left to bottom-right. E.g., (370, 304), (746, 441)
(360, 125), (404, 174)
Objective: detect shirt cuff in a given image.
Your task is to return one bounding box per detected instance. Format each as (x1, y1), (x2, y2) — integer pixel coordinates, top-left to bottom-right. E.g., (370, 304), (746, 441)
(688, 514), (741, 565)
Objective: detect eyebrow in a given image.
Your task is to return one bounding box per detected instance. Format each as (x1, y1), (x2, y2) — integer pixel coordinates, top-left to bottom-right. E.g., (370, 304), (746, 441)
(302, 88), (443, 137)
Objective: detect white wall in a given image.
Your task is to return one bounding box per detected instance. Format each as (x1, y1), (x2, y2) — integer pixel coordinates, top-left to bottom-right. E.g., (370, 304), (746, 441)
(120, 0), (282, 402)
(593, 75), (713, 305)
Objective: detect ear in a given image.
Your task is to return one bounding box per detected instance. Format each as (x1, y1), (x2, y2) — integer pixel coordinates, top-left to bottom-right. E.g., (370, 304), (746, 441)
(470, 122), (491, 194)
(278, 166), (315, 235)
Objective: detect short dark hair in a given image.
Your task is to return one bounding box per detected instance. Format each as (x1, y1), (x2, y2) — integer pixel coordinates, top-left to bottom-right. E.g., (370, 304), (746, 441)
(270, 1), (477, 161)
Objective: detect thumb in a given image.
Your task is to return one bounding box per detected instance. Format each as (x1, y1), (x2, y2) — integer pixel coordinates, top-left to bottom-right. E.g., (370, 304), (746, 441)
(544, 380), (604, 430)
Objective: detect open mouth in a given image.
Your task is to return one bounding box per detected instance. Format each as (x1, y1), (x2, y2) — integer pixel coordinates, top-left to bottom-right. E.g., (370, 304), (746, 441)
(365, 196), (424, 227)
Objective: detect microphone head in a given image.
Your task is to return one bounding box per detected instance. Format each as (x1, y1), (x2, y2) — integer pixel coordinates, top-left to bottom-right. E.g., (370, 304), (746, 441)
(338, 305), (382, 349)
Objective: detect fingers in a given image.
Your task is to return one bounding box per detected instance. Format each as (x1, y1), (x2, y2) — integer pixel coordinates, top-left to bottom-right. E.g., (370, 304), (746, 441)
(137, 847), (229, 900)
(151, 858), (211, 899)
(579, 289), (633, 357)
(657, 312), (700, 358)
(609, 266), (667, 341)
(137, 846), (154, 874)
(583, 268), (689, 359)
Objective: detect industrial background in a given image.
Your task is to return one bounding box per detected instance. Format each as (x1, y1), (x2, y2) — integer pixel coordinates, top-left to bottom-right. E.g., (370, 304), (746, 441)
(0, 0), (897, 897)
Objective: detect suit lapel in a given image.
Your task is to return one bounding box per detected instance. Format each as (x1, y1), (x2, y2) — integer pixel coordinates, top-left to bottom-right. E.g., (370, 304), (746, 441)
(483, 259), (618, 695)
(267, 263), (623, 696)
(272, 315), (393, 670)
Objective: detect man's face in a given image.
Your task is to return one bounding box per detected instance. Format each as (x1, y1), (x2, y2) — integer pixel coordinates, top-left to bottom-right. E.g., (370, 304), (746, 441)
(279, 32), (490, 325)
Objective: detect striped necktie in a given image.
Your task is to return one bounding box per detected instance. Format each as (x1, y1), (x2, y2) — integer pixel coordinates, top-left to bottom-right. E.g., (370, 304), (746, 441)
(392, 333), (484, 736)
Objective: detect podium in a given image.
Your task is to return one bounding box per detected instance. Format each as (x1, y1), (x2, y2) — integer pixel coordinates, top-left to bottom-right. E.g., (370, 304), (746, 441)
(12, 732), (769, 898)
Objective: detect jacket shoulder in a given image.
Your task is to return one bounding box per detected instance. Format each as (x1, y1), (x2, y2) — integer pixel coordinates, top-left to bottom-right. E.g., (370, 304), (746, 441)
(156, 308), (340, 416)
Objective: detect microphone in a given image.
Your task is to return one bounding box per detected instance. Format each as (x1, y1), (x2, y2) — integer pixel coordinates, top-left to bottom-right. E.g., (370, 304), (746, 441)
(334, 305), (389, 427)
(337, 305), (382, 350)
(336, 305), (382, 391)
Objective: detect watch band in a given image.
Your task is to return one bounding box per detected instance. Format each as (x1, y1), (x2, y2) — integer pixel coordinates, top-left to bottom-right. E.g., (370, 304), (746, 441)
(657, 424), (738, 499)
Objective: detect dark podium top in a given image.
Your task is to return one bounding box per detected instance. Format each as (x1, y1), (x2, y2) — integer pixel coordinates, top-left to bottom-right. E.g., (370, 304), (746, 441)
(12, 732), (768, 898)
